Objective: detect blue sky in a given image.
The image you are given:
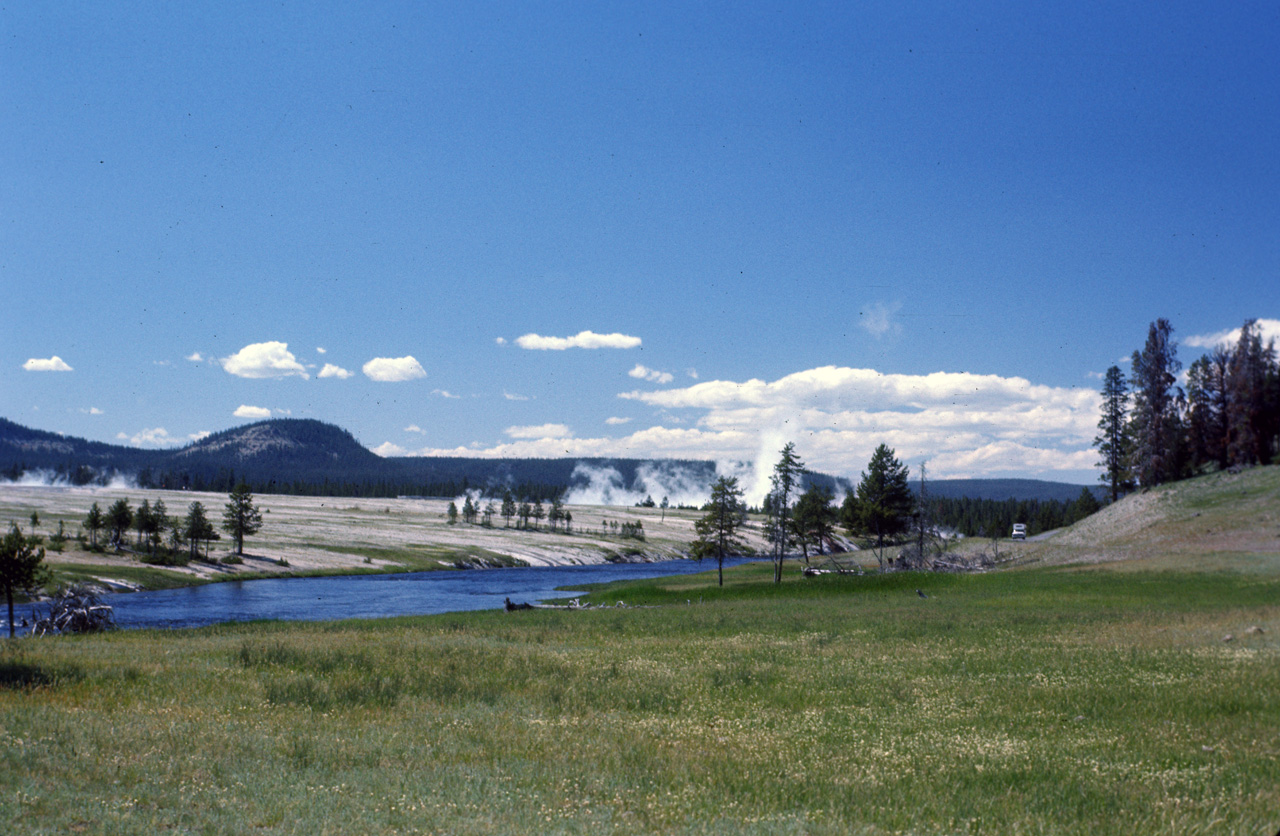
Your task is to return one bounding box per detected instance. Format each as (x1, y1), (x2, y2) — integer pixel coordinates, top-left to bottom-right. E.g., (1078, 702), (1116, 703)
(4, 1), (1277, 485)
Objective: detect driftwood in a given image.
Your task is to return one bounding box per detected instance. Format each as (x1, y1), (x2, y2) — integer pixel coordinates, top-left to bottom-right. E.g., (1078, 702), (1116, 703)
(33, 585), (116, 635)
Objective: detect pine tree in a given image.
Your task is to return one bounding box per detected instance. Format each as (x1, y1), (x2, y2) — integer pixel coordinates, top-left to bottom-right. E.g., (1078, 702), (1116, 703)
(1129, 319), (1183, 487)
(84, 502), (104, 550)
(1, 525), (47, 638)
(767, 442), (805, 583)
(850, 444), (914, 571)
(1094, 365), (1134, 501)
(691, 476), (748, 587)
(791, 484), (836, 563)
(107, 498), (132, 550)
(501, 491), (516, 528)
(1226, 319), (1275, 465)
(222, 483), (263, 556)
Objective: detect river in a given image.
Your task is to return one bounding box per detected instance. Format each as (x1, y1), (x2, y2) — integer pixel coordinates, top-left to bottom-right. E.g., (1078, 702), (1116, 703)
(72, 557), (763, 630)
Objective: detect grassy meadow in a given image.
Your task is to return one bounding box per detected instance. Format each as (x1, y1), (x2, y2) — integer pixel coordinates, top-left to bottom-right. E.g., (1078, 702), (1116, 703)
(1, 467), (1278, 834)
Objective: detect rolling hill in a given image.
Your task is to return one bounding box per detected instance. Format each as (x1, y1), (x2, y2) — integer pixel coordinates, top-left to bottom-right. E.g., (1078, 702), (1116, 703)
(1, 416), (1098, 503)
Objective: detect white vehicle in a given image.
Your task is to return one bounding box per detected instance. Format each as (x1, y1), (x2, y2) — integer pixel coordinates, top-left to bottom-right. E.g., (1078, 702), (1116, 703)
(1011, 523), (1026, 540)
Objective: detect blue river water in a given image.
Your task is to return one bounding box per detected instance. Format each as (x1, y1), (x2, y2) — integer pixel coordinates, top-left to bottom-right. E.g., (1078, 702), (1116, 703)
(90, 557), (762, 630)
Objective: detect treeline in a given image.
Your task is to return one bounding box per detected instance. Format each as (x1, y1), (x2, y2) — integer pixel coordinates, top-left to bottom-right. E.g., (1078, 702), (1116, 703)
(924, 490), (1100, 539)
(1096, 318), (1279, 498)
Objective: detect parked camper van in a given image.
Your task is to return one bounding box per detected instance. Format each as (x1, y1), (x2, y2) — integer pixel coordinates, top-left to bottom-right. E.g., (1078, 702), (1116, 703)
(1011, 523), (1026, 540)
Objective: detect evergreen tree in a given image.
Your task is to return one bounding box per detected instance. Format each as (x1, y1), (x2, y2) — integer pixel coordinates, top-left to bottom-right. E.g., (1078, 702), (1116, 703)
(0, 525), (47, 638)
(222, 483), (263, 556)
(501, 491), (516, 528)
(850, 444), (914, 571)
(84, 502), (104, 550)
(107, 498), (132, 550)
(447, 501), (458, 525)
(1226, 319), (1276, 465)
(1071, 487), (1101, 522)
(791, 484), (836, 563)
(691, 476), (748, 587)
(134, 499), (152, 549)
(767, 442), (805, 583)
(184, 501), (216, 561)
(1185, 355), (1221, 472)
(148, 498), (168, 554)
(532, 499), (545, 531)
(1129, 319), (1183, 487)
(1094, 365), (1134, 501)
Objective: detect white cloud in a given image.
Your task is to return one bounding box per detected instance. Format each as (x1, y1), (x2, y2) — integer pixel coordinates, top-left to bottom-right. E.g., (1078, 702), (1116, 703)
(189, 431), (211, 442)
(316, 346), (327, 354)
(363, 356), (426, 382)
(372, 442), (409, 457)
(318, 363), (354, 379)
(1185, 318), (1280, 349)
(606, 416), (632, 425)
(687, 368), (699, 379)
(515, 330), (642, 350)
(23, 356), (73, 372)
(505, 423), (573, 439)
(221, 342), (309, 379)
(432, 389), (461, 399)
(504, 391), (531, 401)
(629, 364), (674, 384)
(405, 424), (424, 434)
(116, 427), (185, 448)
(387, 363), (1106, 482)
(858, 302), (902, 338)
(185, 352), (204, 362)
(79, 407), (104, 415)
(495, 337), (507, 346)
(233, 405), (272, 419)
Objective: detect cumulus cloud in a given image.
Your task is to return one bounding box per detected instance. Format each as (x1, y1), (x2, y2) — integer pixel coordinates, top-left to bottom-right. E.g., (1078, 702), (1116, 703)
(606, 416), (632, 425)
(79, 407), (104, 415)
(116, 427), (186, 448)
(372, 442), (409, 457)
(221, 342), (309, 379)
(316, 346), (327, 354)
(233, 405), (272, 419)
(363, 356), (426, 382)
(629, 364), (674, 384)
(858, 302), (902, 338)
(506, 423), (573, 439)
(495, 337), (507, 346)
(385, 362), (1105, 482)
(23, 356), (73, 372)
(1185, 318), (1280, 349)
(405, 424), (425, 434)
(318, 363), (354, 379)
(515, 330), (642, 350)
(432, 389), (461, 399)
(189, 431), (211, 442)
(185, 352), (204, 362)
(504, 391), (531, 401)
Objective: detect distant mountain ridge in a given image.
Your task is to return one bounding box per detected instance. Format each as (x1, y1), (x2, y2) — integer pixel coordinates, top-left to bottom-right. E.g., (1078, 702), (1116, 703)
(0, 417), (1096, 502)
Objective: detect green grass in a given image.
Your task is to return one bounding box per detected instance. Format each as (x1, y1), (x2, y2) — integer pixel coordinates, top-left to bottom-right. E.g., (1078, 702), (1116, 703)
(1, 561), (1276, 835)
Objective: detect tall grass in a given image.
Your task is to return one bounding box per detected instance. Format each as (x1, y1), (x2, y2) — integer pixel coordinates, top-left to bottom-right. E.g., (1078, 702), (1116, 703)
(1, 563), (1276, 834)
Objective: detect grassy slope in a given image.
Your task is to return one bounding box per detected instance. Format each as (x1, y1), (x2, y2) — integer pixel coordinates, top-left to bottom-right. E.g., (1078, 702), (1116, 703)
(1018, 465), (1280, 571)
(0, 468), (1276, 834)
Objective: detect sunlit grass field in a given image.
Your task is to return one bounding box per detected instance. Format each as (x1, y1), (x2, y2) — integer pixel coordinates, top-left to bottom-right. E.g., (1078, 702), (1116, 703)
(2, 560), (1277, 835)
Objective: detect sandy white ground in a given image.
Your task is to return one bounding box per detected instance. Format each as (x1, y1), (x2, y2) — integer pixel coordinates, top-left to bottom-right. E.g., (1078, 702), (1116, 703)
(0, 484), (775, 584)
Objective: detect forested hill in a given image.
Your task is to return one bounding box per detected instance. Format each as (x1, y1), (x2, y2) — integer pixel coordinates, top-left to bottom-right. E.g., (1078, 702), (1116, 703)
(2, 416), (1097, 504)
(0, 418), (710, 500)
(917, 478), (1103, 503)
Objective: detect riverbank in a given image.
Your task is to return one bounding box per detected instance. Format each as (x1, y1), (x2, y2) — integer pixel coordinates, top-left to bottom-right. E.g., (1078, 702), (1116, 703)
(0, 483), (774, 592)
(3, 560), (1276, 834)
